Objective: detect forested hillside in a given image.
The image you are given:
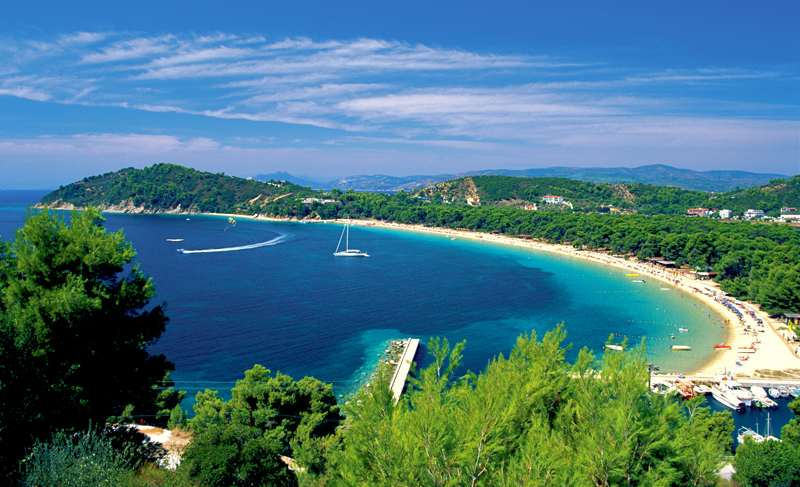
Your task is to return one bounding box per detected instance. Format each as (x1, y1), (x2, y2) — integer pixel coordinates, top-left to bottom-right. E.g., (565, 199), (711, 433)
(413, 175), (800, 216)
(40, 163), (316, 215)
(39, 166), (800, 315)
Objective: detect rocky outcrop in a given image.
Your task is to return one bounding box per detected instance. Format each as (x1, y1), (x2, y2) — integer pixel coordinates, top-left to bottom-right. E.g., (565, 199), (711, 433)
(34, 199), (198, 215)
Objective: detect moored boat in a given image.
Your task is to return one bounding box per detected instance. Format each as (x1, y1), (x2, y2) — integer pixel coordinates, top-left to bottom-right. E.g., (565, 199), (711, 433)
(714, 344), (731, 350)
(712, 385), (746, 411)
(693, 384), (712, 395)
(778, 386), (790, 397)
(738, 426), (764, 444)
(605, 344), (624, 351)
(671, 345), (691, 351)
(678, 327), (689, 332)
(769, 387), (781, 399)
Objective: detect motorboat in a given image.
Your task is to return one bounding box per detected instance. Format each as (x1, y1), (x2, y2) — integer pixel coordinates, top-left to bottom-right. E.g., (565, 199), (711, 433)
(714, 345), (731, 351)
(750, 386), (778, 408)
(678, 327), (689, 332)
(605, 344), (624, 351)
(671, 345), (691, 351)
(778, 386), (790, 398)
(769, 387), (781, 399)
(711, 385), (746, 411)
(716, 376), (753, 407)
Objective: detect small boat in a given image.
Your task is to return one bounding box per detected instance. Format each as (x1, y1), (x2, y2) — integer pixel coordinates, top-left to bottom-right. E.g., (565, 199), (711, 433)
(738, 426), (765, 444)
(769, 387), (781, 399)
(626, 274), (639, 277)
(714, 345), (732, 350)
(791, 388), (800, 398)
(632, 280), (645, 283)
(166, 238), (184, 242)
(678, 327), (689, 332)
(605, 344), (624, 351)
(334, 222), (369, 257)
(778, 386), (790, 397)
(671, 345), (691, 351)
(693, 384), (712, 395)
(176, 249), (185, 253)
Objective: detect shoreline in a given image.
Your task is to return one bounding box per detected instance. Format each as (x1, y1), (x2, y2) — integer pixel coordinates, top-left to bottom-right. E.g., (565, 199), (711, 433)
(348, 219), (799, 378)
(93, 208), (799, 378)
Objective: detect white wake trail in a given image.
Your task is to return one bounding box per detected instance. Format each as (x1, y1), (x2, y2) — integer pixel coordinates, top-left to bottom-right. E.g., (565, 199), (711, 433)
(180, 234), (289, 254)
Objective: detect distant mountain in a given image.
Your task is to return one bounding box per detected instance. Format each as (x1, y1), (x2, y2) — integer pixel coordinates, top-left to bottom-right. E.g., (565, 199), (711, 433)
(252, 172), (328, 189)
(254, 165), (790, 193)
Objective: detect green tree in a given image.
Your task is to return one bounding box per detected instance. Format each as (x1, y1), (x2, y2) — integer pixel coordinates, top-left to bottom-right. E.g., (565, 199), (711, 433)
(329, 326), (732, 486)
(181, 423), (296, 487)
(732, 438), (800, 487)
(183, 365), (343, 484)
(0, 207), (182, 472)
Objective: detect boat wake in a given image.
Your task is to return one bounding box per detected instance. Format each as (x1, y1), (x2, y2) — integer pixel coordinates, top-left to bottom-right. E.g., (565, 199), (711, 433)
(180, 234), (289, 254)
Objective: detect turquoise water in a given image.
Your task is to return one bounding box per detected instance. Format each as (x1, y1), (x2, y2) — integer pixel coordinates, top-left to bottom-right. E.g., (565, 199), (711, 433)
(9, 192), (785, 449)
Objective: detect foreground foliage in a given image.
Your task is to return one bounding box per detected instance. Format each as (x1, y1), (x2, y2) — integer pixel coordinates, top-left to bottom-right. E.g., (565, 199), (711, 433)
(179, 364), (344, 486)
(329, 327), (733, 486)
(0, 208), (183, 474)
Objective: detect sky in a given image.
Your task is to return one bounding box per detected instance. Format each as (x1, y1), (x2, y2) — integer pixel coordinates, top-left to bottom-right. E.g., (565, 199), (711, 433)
(1, 1), (798, 189)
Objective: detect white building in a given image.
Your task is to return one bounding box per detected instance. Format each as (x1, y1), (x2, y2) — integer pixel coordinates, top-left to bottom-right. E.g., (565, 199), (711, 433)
(719, 209), (732, 219)
(744, 209), (765, 219)
(541, 195), (564, 204)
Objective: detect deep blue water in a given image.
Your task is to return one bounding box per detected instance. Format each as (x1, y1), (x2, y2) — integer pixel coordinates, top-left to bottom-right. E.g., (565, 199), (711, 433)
(0, 190), (793, 448)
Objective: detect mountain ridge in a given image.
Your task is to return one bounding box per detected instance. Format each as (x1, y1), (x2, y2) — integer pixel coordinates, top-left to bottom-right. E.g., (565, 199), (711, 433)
(254, 164), (789, 193)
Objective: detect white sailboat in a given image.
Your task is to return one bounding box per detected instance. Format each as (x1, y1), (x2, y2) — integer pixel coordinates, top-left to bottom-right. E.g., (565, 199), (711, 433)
(334, 222), (369, 257)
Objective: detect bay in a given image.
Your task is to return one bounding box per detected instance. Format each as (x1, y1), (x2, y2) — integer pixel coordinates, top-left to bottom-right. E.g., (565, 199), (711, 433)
(0, 190), (790, 447)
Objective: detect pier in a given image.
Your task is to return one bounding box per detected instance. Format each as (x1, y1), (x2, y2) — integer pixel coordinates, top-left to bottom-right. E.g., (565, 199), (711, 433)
(388, 338), (420, 403)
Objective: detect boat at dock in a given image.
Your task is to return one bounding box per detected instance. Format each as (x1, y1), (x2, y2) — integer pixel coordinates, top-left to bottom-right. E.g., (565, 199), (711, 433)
(778, 386), (790, 397)
(769, 387), (781, 399)
(334, 222), (369, 257)
(738, 426), (765, 444)
(711, 385), (746, 411)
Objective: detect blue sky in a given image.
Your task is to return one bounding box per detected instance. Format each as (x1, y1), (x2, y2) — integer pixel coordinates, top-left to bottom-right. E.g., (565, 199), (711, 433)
(1, 1), (798, 189)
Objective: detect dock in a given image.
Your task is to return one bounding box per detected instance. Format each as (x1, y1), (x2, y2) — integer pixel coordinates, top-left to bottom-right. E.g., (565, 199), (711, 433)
(389, 338), (420, 403)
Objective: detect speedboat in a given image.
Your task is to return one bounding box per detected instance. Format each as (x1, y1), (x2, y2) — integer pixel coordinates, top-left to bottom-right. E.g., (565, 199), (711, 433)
(778, 386), (790, 397)
(605, 344), (624, 351)
(712, 385), (745, 411)
(769, 388), (781, 399)
(671, 345), (691, 351)
(678, 327), (689, 332)
(176, 249), (185, 253)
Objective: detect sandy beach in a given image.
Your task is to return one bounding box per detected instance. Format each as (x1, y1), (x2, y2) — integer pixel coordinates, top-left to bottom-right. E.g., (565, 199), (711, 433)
(106, 209), (800, 379)
(343, 219), (800, 378)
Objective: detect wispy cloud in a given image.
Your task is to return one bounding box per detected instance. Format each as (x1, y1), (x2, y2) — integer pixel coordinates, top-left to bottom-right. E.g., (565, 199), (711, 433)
(0, 30), (797, 181)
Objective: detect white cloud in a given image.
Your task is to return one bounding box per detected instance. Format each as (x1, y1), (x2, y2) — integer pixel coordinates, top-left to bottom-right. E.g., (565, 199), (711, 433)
(0, 30), (796, 180)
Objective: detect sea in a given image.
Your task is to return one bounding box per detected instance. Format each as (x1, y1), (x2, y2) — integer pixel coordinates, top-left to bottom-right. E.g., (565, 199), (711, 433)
(0, 190), (794, 449)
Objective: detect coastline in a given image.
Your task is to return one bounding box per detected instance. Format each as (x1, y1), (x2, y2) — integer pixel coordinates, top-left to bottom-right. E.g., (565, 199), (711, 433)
(92, 207), (799, 378)
(348, 219), (799, 378)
